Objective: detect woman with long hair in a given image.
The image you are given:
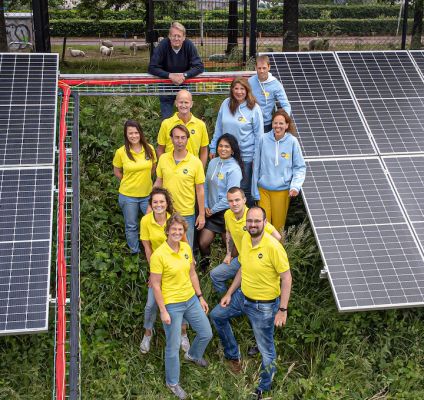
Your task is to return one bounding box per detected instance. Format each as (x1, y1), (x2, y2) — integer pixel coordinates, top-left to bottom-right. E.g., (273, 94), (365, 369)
(209, 77), (264, 206)
(252, 110), (306, 232)
(198, 134), (243, 271)
(113, 119), (156, 254)
(139, 188), (190, 355)
(150, 213), (212, 400)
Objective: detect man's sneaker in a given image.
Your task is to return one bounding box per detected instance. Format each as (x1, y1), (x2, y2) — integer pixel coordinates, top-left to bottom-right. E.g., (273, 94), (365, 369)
(252, 388), (263, 399)
(140, 334), (152, 354)
(226, 359), (242, 374)
(247, 345), (260, 356)
(184, 351), (209, 367)
(180, 334), (190, 353)
(166, 383), (187, 400)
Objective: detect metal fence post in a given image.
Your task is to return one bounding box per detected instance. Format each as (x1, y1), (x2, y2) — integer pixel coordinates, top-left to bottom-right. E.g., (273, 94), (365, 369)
(249, 0), (257, 59)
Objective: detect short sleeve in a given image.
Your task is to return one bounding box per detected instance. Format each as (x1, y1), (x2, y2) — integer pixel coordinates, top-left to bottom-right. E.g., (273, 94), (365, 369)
(150, 144), (157, 163)
(150, 252), (164, 274)
(272, 243), (290, 274)
(264, 222), (277, 235)
(200, 122), (209, 147)
(157, 120), (168, 146)
(113, 148), (123, 168)
(140, 216), (150, 241)
(194, 159), (206, 184)
(156, 157), (164, 178)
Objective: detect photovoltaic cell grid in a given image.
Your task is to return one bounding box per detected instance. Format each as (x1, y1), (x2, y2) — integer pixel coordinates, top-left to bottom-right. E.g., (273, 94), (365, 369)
(0, 54), (57, 335)
(0, 53), (58, 167)
(267, 52), (375, 158)
(406, 51), (424, 78)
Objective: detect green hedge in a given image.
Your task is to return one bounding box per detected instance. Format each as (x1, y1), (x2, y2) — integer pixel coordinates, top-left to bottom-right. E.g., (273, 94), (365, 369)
(48, 4), (405, 21)
(50, 18), (411, 37)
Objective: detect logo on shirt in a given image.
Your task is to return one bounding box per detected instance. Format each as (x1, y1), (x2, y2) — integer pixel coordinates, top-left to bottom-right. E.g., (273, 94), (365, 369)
(263, 91), (270, 97)
(191, 129), (196, 135)
(258, 253), (263, 259)
(183, 168), (189, 174)
(281, 152), (290, 160)
(238, 116), (246, 122)
(217, 172), (224, 180)
(184, 253), (189, 259)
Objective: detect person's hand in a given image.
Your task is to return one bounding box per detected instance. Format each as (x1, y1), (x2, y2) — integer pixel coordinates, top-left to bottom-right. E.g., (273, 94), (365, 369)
(160, 310), (171, 324)
(223, 254), (232, 265)
(220, 293), (232, 307)
(274, 310), (287, 327)
(209, 153), (216, 160)
(147, 277), (152, 288)
(205, 208), (213, 218)
(168, 73), (185, 85)
(199, 297), (209, 314)
(289, 189), (299, 198)
(196, 214), (205, 230)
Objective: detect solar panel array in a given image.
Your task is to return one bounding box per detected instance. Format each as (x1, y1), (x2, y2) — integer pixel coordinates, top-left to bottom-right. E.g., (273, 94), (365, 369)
(267, 51), (424, 311)
(0, 54), (58, 335)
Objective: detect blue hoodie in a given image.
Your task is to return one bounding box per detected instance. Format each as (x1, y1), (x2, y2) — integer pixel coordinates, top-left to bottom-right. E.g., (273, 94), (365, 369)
(248, 73), (291, 126)
(205, 156), (243, 214)
(210, 98), (264, 162)
(252, 130), (306, 200)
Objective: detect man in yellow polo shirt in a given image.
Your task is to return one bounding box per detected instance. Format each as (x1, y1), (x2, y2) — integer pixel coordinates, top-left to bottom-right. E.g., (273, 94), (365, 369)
(155, 124), (205, 248)
(210, 206), (292, 400)
(157, 89), (209, 168)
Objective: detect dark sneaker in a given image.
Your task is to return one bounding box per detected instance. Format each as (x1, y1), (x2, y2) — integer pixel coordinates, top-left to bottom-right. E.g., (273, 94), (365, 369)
(184, 351), (209, 367)
(226, 359), (242, 374)
(252, 388), (263, 399)
(247, 345), (260, 356)
(166, 383), (187, 399)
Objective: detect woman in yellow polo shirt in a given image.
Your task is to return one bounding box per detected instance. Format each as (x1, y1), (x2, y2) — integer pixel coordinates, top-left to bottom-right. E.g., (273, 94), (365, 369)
(113, 120), (157, 254)
(150, 214), (212, 399)
(139, 188), (190, 355)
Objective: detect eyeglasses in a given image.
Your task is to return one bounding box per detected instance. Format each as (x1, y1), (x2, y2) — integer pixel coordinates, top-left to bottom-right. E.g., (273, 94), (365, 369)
(169, 34), (184, 39)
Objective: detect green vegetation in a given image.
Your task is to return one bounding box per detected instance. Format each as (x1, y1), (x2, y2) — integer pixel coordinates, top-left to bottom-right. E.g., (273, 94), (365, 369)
(2, 94), (424, 399)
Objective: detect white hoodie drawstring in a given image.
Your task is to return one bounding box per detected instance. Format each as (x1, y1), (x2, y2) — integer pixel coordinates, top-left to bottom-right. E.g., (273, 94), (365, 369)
(275, 140), (279, 167)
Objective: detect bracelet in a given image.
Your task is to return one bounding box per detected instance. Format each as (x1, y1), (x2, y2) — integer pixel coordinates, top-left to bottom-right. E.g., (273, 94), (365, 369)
(279, 307), (288, 312)
(197, 293), (203, 299)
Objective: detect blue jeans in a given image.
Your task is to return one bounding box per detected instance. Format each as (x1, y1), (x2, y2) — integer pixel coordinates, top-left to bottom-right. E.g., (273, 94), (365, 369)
(183, 214), (196, 250)
(144, 287), (188, 330)
(118, 193), (150, 253)
(210, 257), (241, 294)
(210, 289), (279, 391)
(160, 95), (176, 119)
(241, 161), (254, 207)
(163, 295), (213, 385)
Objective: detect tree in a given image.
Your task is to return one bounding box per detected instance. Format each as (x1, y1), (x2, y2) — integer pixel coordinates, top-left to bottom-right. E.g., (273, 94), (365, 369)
(0, 0), (8, 52)
(226, 0), (238, 55)
(283, 0), (299, 51)
(411, 0), (423, 49)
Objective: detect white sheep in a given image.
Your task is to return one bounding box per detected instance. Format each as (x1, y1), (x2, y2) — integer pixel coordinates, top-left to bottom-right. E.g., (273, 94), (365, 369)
(100, 45), (113, 57)
(101, 39), (114, 48)
(68, 48), (86, 57)
(129, 42), (148, 55)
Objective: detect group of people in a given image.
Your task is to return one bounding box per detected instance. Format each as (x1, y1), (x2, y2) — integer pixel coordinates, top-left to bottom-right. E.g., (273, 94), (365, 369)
(112, 21), (306, 400)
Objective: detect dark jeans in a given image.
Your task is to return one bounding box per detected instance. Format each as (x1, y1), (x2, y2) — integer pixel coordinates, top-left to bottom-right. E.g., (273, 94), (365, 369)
(241, 161), (254, 207)
(160, 95), (176, 119)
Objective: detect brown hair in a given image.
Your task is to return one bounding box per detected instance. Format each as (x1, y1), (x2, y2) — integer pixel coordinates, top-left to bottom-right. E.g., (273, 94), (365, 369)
(149, 187), (174, 215)
(256, 55), (270, 66)
(170, 124), (191, 139)
(272, 109), (297, 136)
(227, 186), (246, 198)
(123, 120), (154, 161)
(229, 77), (257, 115)
(165, 213), (188, 234)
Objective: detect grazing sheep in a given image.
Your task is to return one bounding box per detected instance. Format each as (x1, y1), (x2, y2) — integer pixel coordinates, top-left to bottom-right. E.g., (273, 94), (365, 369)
(308, 38), (330, 51)
(101, 40), (114, 48)
(129, 42), (148, 55)
(68, 48), (86, 57)
(100, 45), (113, 57)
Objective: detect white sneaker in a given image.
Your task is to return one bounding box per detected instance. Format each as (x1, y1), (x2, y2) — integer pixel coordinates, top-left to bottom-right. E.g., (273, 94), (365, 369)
(166, 383), (187, 399)
(140, 334), (152, 354)
(180, 334), (190, 353)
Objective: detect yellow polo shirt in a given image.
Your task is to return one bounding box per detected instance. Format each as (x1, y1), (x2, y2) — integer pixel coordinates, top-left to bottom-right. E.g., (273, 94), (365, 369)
(224, 207), (276, 253)
(157, 113), (209, 157)
(113, 145), (157, 197)
(140, 212), (170, 251)
(239, 232), (289, 301)
(150, 241), (195, 305)
(156, 151), (205, 216)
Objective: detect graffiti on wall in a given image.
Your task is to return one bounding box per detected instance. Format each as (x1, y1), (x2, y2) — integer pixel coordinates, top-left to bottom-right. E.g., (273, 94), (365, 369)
(5, 13), (33, 50)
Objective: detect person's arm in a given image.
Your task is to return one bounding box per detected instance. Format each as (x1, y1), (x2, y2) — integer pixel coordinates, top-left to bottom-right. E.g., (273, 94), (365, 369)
(209, 102), (225, 158)
(271, 228), (282, 242)
(195, 183), (205, 230)
(199, 146), (208, 168)
(220, 268), (242, 307)
(151, 162), (157, 179)
(156, 145), (165, 160)
(189, 261), (209, 313)
(275, 269), (292, 327)
(141, 240), (153, 264)
(113, 166), (123, 181)
(154, 177), (163, 188)
(290, 138), (306, 197)
(275, 82), (291, 116)
(251, 136), (263, 201)
(252, 105), (264, 159)
(148, 41), (170, 79)
(150, 272), (171, 324)
(184, 40), (205, 78)
(223, 231), (234, 264)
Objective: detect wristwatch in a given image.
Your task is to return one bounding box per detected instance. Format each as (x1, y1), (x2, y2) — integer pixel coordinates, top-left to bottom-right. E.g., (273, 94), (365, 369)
(183, 73), (188, 79)
(278, 307), (288, 312)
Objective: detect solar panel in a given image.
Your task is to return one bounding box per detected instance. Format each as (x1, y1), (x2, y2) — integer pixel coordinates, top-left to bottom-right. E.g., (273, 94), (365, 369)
(319, 224), (424, 311)
(0, 54), (57, 335)
(0, 53), (58, 166)
(303, 158), (405, 228)
(409, 50), (424, 76)
(384, 156), (424, 223)
(358, 98), (424, 154)
(413, 222), (424, 245)
(268, 52), (352, 102)
(292, 100), (375, 158)
(337, 51), (424, 99)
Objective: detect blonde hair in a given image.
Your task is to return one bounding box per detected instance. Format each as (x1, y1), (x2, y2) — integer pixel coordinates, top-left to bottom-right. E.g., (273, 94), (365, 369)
(170, 22), (186, 36)
(165, 213), (188, 234)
